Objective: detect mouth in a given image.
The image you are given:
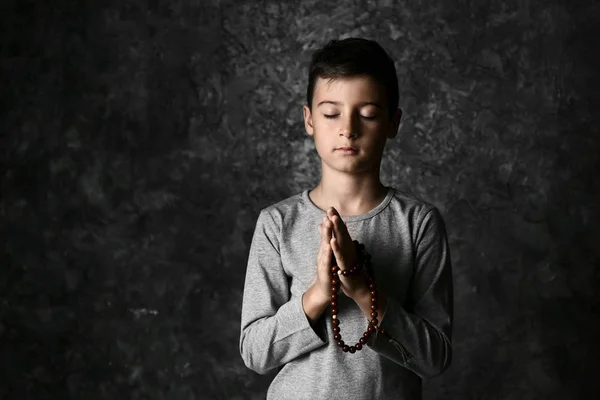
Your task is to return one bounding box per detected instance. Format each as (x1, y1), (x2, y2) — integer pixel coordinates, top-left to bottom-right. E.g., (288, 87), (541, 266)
(335, 147), (358, 155)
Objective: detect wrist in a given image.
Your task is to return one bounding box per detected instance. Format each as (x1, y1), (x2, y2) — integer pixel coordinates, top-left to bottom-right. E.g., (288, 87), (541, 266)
(313, 282), (332, 307)
(350, 286), (371, 305)
(302, 283), (330, 325)
(351, 284), (386, 324)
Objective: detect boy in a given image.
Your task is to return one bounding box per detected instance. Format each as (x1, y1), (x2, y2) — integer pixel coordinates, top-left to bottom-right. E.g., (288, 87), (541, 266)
(239, 37), (453, 399)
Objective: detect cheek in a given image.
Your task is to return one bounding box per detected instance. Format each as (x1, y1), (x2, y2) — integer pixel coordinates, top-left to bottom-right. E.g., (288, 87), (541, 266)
(312, 121), (337, 140)
(314, 117), (335, 130)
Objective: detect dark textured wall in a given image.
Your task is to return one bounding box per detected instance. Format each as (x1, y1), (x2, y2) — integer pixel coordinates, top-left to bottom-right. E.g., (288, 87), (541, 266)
(1, 0), (599, 399)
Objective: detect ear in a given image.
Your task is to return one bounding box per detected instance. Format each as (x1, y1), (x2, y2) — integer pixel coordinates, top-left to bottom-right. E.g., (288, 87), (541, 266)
(303, 104), (315, 136)
(388, 108), (402, 139)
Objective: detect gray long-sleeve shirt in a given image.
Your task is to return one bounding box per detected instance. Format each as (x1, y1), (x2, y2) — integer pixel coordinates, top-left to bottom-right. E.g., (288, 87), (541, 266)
(240, 187), (453, 399)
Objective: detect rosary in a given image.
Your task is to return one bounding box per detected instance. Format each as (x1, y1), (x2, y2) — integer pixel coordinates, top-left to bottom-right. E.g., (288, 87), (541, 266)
(330, 240), (387, 353)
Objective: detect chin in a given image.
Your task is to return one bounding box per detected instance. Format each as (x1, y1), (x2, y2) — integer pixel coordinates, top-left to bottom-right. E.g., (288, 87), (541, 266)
(325, 159), (372, 174)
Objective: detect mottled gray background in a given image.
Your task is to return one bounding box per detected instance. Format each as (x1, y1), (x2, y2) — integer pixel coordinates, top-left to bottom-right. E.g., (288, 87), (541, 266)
(1, 0), (599, 399)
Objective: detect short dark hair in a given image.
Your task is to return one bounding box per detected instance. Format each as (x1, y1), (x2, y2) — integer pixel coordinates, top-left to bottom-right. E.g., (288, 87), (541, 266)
(306, 37), (399, 119)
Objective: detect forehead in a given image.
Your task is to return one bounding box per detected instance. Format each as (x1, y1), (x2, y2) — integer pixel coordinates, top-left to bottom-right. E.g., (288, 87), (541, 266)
(313, 75), (386, 102)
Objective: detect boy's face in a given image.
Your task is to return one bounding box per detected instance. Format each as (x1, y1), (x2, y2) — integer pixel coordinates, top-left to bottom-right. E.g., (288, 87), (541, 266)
(303, 75), (402, 176)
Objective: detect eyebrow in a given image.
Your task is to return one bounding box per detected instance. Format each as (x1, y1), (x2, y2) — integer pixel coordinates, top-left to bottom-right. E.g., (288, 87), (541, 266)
(316, 101), (382, 109)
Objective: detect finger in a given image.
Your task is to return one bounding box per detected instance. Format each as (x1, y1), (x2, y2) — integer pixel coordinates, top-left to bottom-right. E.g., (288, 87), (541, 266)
(327, 207), (346, 235)
(320, 225), (330, 260)
(324, 242), (331, 266)
(327, 206), (338, 220)
(321, 221), (330, 239)
(329, 216), (350, 253)
(319, 225), (329, 267)
(320, 226), (330, 256)
(324, 217), (332, 240)
(330, 236), (346, 271)
(329, 215), (342, 241)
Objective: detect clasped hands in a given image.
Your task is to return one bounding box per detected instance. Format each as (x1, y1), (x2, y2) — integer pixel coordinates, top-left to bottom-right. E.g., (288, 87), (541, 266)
(317, 207), (370, 302)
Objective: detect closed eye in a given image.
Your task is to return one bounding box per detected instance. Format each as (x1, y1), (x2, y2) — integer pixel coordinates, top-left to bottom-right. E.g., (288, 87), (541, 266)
(324, 114), (377, 120)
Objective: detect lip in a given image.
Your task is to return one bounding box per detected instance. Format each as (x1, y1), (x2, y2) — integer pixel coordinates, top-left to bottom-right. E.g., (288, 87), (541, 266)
(336, 147), (358, 155)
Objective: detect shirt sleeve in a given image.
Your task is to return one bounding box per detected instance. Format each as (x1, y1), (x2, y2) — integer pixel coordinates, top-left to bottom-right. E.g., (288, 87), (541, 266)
(367, 206), (454, 379)
(239, 209), (327, 375)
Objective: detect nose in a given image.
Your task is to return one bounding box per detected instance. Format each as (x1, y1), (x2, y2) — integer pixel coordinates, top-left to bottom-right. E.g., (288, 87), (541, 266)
(339, 111), (359, 138)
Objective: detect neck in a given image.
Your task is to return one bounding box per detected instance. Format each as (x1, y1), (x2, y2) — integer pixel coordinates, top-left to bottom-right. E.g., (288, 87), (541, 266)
(311, 165), (387, 216)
